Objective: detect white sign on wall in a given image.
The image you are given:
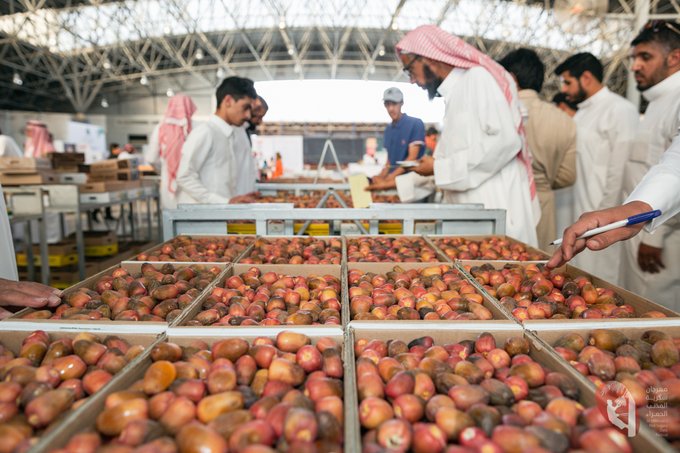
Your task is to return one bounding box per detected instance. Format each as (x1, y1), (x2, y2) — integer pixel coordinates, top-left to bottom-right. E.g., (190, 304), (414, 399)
(67, 121), (107, 163)
(252, 135), (304, 173)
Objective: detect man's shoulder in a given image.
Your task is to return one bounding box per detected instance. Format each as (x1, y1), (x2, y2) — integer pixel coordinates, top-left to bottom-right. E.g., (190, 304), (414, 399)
(401, 114), (424, 128)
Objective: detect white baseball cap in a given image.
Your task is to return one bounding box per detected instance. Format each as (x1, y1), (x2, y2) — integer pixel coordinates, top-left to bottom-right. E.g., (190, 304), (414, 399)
(383, 87), (404, 103)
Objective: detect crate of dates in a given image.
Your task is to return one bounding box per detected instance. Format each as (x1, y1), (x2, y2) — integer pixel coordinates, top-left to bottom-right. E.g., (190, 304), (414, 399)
(44, 329), (347, 453)
(132, 235), (254, 263)
(237, 236), (344, 265)
(345, 263), (511, 323)
(428, 235), (550, 262)
(0, 328), (158, 453)
(532, 322), (680, 446)
(347, 322), (672, 452)
(9, 262), (227, 325)
(177, 264), (344, 329)
(458, 262), (679, 322)
(346, 235), (449, 263)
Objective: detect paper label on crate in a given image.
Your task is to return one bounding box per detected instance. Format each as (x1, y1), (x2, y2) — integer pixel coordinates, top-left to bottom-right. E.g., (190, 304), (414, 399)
(348, 174), (372, 209)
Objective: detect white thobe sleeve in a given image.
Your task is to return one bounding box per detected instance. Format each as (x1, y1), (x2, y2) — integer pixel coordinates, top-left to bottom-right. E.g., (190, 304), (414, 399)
(433, 69), (522, 191)
(145, 124), (161, 170)
(176, 128), (231, 204)
(627, 133), (680, 232)
(598, 103), (639, 210)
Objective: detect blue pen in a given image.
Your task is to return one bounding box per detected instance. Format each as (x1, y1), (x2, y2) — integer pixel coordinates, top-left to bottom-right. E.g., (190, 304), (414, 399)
(551, 210), (662, 246)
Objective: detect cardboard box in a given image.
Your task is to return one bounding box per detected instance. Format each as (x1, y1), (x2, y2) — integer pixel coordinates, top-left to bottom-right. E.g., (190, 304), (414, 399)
(427, 234), (551, 262)
(0, 171), (57, 185)
(345, 234), (451, 263)
(344, 262), (511, 325)
(16, 241), (78, 267)
(117, 156), (141, 169)
(174, 263), (342, 328)
(457, 261), (679, 322)
(87, 159), (119, 173)
(48, 152), (85, 165)
(40, 329), (347, 451)
(0, 156), (51, 173)
(87, 169), (118, 182)
(346, 323), (674, 453)
(0, 328), (162, 452)
(56, 172), (88, 184)
(8, 261), (229, 324)
(79, 180), (140, 193)
(132, 234), (255, 263)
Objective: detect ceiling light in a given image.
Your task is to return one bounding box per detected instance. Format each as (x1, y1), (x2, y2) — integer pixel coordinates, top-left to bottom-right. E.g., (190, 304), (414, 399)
(378, 46), (385, 57)
(216, 67), (225, 79)
(140, 75), (149, 85)
(279, 18), (286, 29)
(391, 22), (398, 30)
(287, 48), (295, 56)
(166, 88), (175, 97)
(12, 73), (22, 86)
(195, 49), (204, 60)
(163, 25), (172, 35)
(103, 59), (111, 69)
(101, 98), (109, 108)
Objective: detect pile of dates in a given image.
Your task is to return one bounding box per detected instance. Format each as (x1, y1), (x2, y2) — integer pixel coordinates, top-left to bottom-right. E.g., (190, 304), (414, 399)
(464, 263), (667, 320)
(356, 332), (633, 453)
(552, 328), (680, 440)
(433, 237), (547, 261)
(21, 264), (221, 322)
(188, 267), (341, 326)
(349, 265), (494, 321)
(135, 236), (252, 262)
(347, 237), (441, 263)
(0, 331), (142, 453)
(239, 237), (342, 265)
(54, 332), (343, 453)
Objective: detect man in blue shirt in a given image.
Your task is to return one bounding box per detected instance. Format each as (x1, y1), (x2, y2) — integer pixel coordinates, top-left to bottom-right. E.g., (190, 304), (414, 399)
(373, 87), (425, 186)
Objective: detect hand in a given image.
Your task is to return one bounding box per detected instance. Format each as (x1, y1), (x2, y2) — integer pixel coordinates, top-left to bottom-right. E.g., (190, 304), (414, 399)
(229, 193), (258, 204)
(547, 201), (652, 269)
(413, 156), (434, 176)
(0, 279), (61, 319)
(637, 243), (665, 273)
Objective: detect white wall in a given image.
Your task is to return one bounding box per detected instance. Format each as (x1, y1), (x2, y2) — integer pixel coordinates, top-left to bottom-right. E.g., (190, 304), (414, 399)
(0, 110), (107, 151)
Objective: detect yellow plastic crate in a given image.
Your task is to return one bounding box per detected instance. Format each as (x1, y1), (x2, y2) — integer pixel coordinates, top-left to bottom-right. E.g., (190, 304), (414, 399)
(379, 223), (403, 234)
(51, 281), (75, 290)
(227, 223), (257, 234)
(294, 223), (330, 236)
(16, 253), (78, 267)
(85, 243), (119, 257)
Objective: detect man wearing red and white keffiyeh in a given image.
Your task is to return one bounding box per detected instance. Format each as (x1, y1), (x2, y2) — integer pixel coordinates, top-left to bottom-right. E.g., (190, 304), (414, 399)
(394, 25), (540, 246)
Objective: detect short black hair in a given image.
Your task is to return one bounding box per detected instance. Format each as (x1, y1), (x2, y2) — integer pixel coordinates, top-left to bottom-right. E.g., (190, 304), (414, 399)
(110, 143), (120, 150)
(554, 53), (603, 83)
(552, 92), (578, 111)
(216, 76), (257, 106)
(631, 20), (680, 52)
(426, 126), (439, 136)
(258, 95), (269, 111)
(499, 48), (545, 92)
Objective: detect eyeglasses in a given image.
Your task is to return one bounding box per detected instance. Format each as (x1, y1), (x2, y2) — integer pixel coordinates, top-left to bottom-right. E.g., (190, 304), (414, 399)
(402, 55), (420, 76)
(642, 20), (680, 36)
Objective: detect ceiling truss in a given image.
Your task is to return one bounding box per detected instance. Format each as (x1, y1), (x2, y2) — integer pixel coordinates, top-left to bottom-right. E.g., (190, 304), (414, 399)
(0, 0), (678, 112)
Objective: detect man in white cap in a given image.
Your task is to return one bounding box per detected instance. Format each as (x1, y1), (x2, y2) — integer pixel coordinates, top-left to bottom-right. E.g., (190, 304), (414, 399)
(396, 25), (539, 245)
(371, 87), (426, 187)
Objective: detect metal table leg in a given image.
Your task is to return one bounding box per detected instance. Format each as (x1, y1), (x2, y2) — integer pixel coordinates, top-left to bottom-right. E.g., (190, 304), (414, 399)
(145, 196), (152, 242)
(75, 208), (85, 281)
(24, 221), (35, 282)
(155, 196), (162, 242)
(129, 201), (136, 241)
(38, 215), (49, 285)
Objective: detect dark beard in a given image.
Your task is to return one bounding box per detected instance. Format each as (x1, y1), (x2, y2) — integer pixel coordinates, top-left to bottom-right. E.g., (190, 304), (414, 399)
(571, 82), (587, 104)
(423, 64), (443, 100)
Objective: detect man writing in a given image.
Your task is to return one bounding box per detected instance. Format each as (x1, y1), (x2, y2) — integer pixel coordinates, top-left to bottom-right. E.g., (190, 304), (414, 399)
(176, 76), (257, 204)
(394, 25), (538, 245)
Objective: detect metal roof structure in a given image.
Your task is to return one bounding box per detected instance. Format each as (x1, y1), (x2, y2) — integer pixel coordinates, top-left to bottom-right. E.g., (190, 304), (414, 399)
(0, 0), (678, 113)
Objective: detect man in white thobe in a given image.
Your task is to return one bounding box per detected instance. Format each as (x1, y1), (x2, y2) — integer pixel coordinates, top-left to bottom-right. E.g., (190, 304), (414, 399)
(0, 184), (62, 318)
(176, 77), (258, 205)
(233, 96), (268, 196)
(395, 25), (538, 246)
(555, 53), (639, 284)
(620, 21), (680, 310)
(0, 130), (22, 157)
